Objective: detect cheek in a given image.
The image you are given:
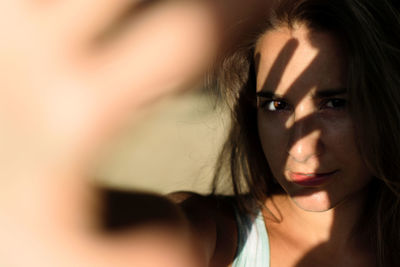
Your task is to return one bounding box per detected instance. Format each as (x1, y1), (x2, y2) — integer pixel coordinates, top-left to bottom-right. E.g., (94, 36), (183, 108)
(257, 112), (289, 175)
(326, 122), (371, 179)
(322, 118), (357, 162)
(319, 117), (373, 187)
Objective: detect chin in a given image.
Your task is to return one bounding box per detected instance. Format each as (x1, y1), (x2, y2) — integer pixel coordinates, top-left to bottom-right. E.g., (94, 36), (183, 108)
(290, 190), (336, 212)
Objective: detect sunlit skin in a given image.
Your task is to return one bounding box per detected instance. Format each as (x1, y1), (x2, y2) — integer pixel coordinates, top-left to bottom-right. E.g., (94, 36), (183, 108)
(255, 25), (373, 212)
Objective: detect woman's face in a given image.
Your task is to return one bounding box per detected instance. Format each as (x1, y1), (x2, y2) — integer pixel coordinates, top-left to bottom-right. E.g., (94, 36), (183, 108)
(255, 25), (372, 212)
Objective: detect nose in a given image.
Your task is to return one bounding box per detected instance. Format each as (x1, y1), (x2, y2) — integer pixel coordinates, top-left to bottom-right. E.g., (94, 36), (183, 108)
(287, 112), (324, 163)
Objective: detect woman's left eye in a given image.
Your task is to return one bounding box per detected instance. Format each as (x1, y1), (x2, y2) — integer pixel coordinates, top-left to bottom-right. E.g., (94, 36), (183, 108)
(322, 98), (347, 109)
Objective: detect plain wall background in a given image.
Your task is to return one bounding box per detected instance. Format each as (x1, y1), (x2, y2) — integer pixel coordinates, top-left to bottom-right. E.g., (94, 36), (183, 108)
(93, 89), (230, 194)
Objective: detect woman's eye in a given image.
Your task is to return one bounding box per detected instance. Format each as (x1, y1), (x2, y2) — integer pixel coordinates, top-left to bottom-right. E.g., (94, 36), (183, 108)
(261, 100), (289, 111)
(323, 98), (347, 109)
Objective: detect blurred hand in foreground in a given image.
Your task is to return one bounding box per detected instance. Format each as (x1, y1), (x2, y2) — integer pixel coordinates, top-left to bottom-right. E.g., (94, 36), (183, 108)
(0, 0), (271, 266)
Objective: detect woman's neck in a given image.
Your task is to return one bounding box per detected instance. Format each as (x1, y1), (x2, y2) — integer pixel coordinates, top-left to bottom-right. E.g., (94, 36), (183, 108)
(263, 188), (369, 251)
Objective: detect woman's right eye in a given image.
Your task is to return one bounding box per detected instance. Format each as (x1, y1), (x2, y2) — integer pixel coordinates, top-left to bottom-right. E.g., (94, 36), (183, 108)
(259, 99), (290, 112)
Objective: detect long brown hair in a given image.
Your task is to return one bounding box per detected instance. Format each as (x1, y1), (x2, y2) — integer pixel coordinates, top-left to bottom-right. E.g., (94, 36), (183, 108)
(210, 0), (400, 266)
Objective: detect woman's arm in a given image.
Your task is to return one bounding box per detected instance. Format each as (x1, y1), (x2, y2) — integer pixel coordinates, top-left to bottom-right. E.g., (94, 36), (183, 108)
(169, 192), (238, 267)
(100, 189), (238, 267)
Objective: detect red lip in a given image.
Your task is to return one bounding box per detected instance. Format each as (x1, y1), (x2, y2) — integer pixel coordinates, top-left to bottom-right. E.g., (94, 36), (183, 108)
(289, 170), (338, 187)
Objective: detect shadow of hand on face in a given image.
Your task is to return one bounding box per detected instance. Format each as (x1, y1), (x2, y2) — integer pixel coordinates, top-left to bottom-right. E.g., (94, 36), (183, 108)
(254, 31), (374, 266)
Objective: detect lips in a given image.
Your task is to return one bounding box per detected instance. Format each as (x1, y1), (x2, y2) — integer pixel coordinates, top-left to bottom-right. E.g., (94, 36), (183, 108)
(289, 170), (338, 187)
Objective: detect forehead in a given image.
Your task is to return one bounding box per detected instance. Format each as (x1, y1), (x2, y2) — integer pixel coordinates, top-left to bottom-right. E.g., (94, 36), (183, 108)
(254, 25), (347, 96)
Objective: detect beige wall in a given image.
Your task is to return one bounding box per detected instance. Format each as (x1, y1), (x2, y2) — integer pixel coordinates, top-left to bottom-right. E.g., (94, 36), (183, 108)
(93, 90), (230, 194)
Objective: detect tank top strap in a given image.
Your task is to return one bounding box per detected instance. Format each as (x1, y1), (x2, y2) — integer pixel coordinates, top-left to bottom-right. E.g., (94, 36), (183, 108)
(232, 206), (270, 267)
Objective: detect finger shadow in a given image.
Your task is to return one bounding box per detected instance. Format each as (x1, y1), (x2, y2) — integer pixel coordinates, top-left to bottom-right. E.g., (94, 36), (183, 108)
(253, 32), (373, 266)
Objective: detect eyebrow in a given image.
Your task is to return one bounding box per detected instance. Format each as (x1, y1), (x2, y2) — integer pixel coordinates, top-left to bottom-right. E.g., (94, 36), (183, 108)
(256, 88), (347, 99)
(314, 88), (347, 98)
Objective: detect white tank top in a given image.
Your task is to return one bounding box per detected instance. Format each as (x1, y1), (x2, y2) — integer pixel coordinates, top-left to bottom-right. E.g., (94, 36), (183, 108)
(232, 209), (270, 267)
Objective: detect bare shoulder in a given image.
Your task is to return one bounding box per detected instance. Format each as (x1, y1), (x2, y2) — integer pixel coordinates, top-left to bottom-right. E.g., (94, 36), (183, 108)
(168, 191), (238, 267)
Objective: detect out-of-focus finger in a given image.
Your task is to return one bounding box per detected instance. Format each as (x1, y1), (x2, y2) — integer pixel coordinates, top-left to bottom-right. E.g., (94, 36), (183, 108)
(42, 0), (141, 45)
(86, 1), (220, 112)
